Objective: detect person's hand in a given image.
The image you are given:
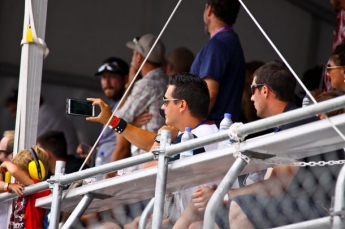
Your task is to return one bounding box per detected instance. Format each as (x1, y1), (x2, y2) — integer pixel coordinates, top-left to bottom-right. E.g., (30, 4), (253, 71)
(86, 98), (114, 125)
(0, 161), (8, 173)
(132, 109), (152, 127)
(9, 183), (25, 196)
(191, 184), (217, 212)
(76, 143), (89, 159)
(105, 171), (118, 179)
(158, 125), (179, 142)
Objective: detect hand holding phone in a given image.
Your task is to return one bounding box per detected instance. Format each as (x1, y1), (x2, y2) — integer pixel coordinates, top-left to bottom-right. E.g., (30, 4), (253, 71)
(66, 98), (95, 117)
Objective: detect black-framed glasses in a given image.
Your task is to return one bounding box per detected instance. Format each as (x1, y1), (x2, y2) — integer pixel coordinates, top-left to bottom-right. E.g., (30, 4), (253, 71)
(0, 150), (12, 155)
(250, 84), (265, 95)
(133, 36), (145, 55)
(97, 62), (124, 74)
(162, 97), (180, 106)
(250, 84), (277, 95)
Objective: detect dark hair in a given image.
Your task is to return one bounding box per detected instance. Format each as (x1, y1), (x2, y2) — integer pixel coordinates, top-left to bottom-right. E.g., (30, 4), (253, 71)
(254, 60), (296, 102)
(331, 41), (345, 66)
(37, 131), (68, 160)
(166, 47), (195, 73)
(206, 0), (240, 25)
(316, 91), (345, 117)
(169, 73), (210, 119)
(4, 88), (44, 108)
(302, 65), (323, 91)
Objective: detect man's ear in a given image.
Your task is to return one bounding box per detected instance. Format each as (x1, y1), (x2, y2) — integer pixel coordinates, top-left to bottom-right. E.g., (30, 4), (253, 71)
(263, 85), (270, 98)
(180, 100), (188, 112)
(205, 4), (212, 17)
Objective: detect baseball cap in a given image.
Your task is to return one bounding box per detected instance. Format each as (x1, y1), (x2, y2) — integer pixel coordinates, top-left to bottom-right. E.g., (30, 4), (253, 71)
(95, 57), (129, 76)
(126, 34), (165, 64)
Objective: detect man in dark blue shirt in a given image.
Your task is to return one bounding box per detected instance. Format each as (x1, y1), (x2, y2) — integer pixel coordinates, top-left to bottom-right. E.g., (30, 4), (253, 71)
(191, 0), (245, 126)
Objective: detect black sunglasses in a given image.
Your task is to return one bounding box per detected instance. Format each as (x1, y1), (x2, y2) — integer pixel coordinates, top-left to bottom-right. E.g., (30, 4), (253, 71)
(250, 84), (265, 95)
(0, 150), (12, 155)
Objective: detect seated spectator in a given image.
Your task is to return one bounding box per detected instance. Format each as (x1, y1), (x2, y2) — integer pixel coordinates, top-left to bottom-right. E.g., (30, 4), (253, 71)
(327, 41), (345, 94)
(4, 89), (79, 156)
(0, 146), (50, 229)
(87, 72), (222, 226)
(174, 60), (344, 228)
(0, 130), (14, 162)
(37, 131), (88, 176)
(165, 47), (195, 76)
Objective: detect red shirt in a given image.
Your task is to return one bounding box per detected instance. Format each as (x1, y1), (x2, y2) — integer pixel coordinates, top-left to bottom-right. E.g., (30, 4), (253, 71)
(9, 180), (50, 229)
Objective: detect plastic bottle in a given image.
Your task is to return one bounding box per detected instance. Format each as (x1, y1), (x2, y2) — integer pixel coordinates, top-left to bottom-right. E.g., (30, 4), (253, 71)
(94, 151), (105, 181)
(302, 91), (312, 107)
(218, 113), (233, 148)
(180, 127), (194, 159)
(95, 151), (104, 167)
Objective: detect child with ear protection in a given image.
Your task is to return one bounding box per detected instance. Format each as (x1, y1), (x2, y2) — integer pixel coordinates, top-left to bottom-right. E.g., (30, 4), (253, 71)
(0, 145), (50, 229)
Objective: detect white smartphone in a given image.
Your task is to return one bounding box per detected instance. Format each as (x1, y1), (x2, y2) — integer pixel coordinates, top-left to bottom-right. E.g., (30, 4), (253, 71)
(66, 98), (95, 117)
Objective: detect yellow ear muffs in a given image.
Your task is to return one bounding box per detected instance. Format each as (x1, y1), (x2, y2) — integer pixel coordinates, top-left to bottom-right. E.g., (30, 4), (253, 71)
(28, 160), (46, 181)
(28, 148), (46, 181)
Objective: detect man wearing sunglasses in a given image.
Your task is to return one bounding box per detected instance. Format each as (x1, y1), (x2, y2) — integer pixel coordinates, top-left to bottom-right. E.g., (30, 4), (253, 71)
(0, 130), (14, 162)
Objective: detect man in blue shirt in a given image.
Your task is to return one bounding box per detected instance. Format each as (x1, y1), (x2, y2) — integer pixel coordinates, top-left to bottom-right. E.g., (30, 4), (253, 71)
(191, 0), (245, 126)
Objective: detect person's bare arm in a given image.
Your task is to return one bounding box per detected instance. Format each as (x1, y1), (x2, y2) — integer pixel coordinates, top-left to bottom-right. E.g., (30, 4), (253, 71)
(109, 134), (131, 163)
(228, 165), (298, 199)
(0, 181), (25, 196)
(86, 98), (156, 152)
(141, 125), (179, 169)
(203, 77), (219, 112)
(0, 161), (34, 186)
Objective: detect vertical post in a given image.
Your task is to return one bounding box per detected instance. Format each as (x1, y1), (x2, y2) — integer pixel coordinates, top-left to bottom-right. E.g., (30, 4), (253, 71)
(152, 130), (171, 229)
(14, 0), (48, 154)
(138, 198), (155, 229)
(332, 164), (345, 229)
(49, 161), (66, 229)
(203, 157), (248, 229)
(61, 194), (95, 229)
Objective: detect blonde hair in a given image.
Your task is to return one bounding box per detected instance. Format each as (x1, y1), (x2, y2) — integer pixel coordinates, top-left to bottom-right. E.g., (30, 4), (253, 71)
(12, 145), (49, 177)
(3, 130), (15, 153)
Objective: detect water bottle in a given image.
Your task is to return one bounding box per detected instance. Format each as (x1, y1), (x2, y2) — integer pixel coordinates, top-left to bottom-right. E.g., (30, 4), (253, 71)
(302, 91), (312, 107)
(95, 151), (104, 167)
(218, 113), (233, 148)
(94, 151), (105, 181)
(180, 127), (194, 159)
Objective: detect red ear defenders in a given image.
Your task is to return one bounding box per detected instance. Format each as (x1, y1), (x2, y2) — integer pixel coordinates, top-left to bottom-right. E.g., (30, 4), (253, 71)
(28, 148), (46, 181)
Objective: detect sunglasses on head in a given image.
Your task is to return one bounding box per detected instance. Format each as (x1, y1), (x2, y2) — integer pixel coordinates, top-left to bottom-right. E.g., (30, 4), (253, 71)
(97, 61), (124, 74)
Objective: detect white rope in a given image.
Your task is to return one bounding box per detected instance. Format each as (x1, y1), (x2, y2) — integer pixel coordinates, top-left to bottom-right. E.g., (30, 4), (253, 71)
(20, 0), (49, 58)
(239, 0), (345, 142)
(228, 122), (245, 142)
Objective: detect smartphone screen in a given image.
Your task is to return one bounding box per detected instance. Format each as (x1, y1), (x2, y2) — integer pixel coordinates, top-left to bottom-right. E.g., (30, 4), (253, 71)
(66, 99), (95, 117)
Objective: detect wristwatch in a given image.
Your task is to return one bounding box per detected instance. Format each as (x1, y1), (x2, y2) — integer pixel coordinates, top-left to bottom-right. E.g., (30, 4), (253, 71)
(154, 134), (161, 143)
(3, 183), (9, 192)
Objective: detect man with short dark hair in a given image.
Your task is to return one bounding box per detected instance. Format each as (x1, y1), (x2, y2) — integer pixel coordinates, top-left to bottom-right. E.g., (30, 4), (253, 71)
(87, 73), (219, 226)
(175, 60), (344, 228)
(191, 0), (245, 126)
(37, 131), (87, 175)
